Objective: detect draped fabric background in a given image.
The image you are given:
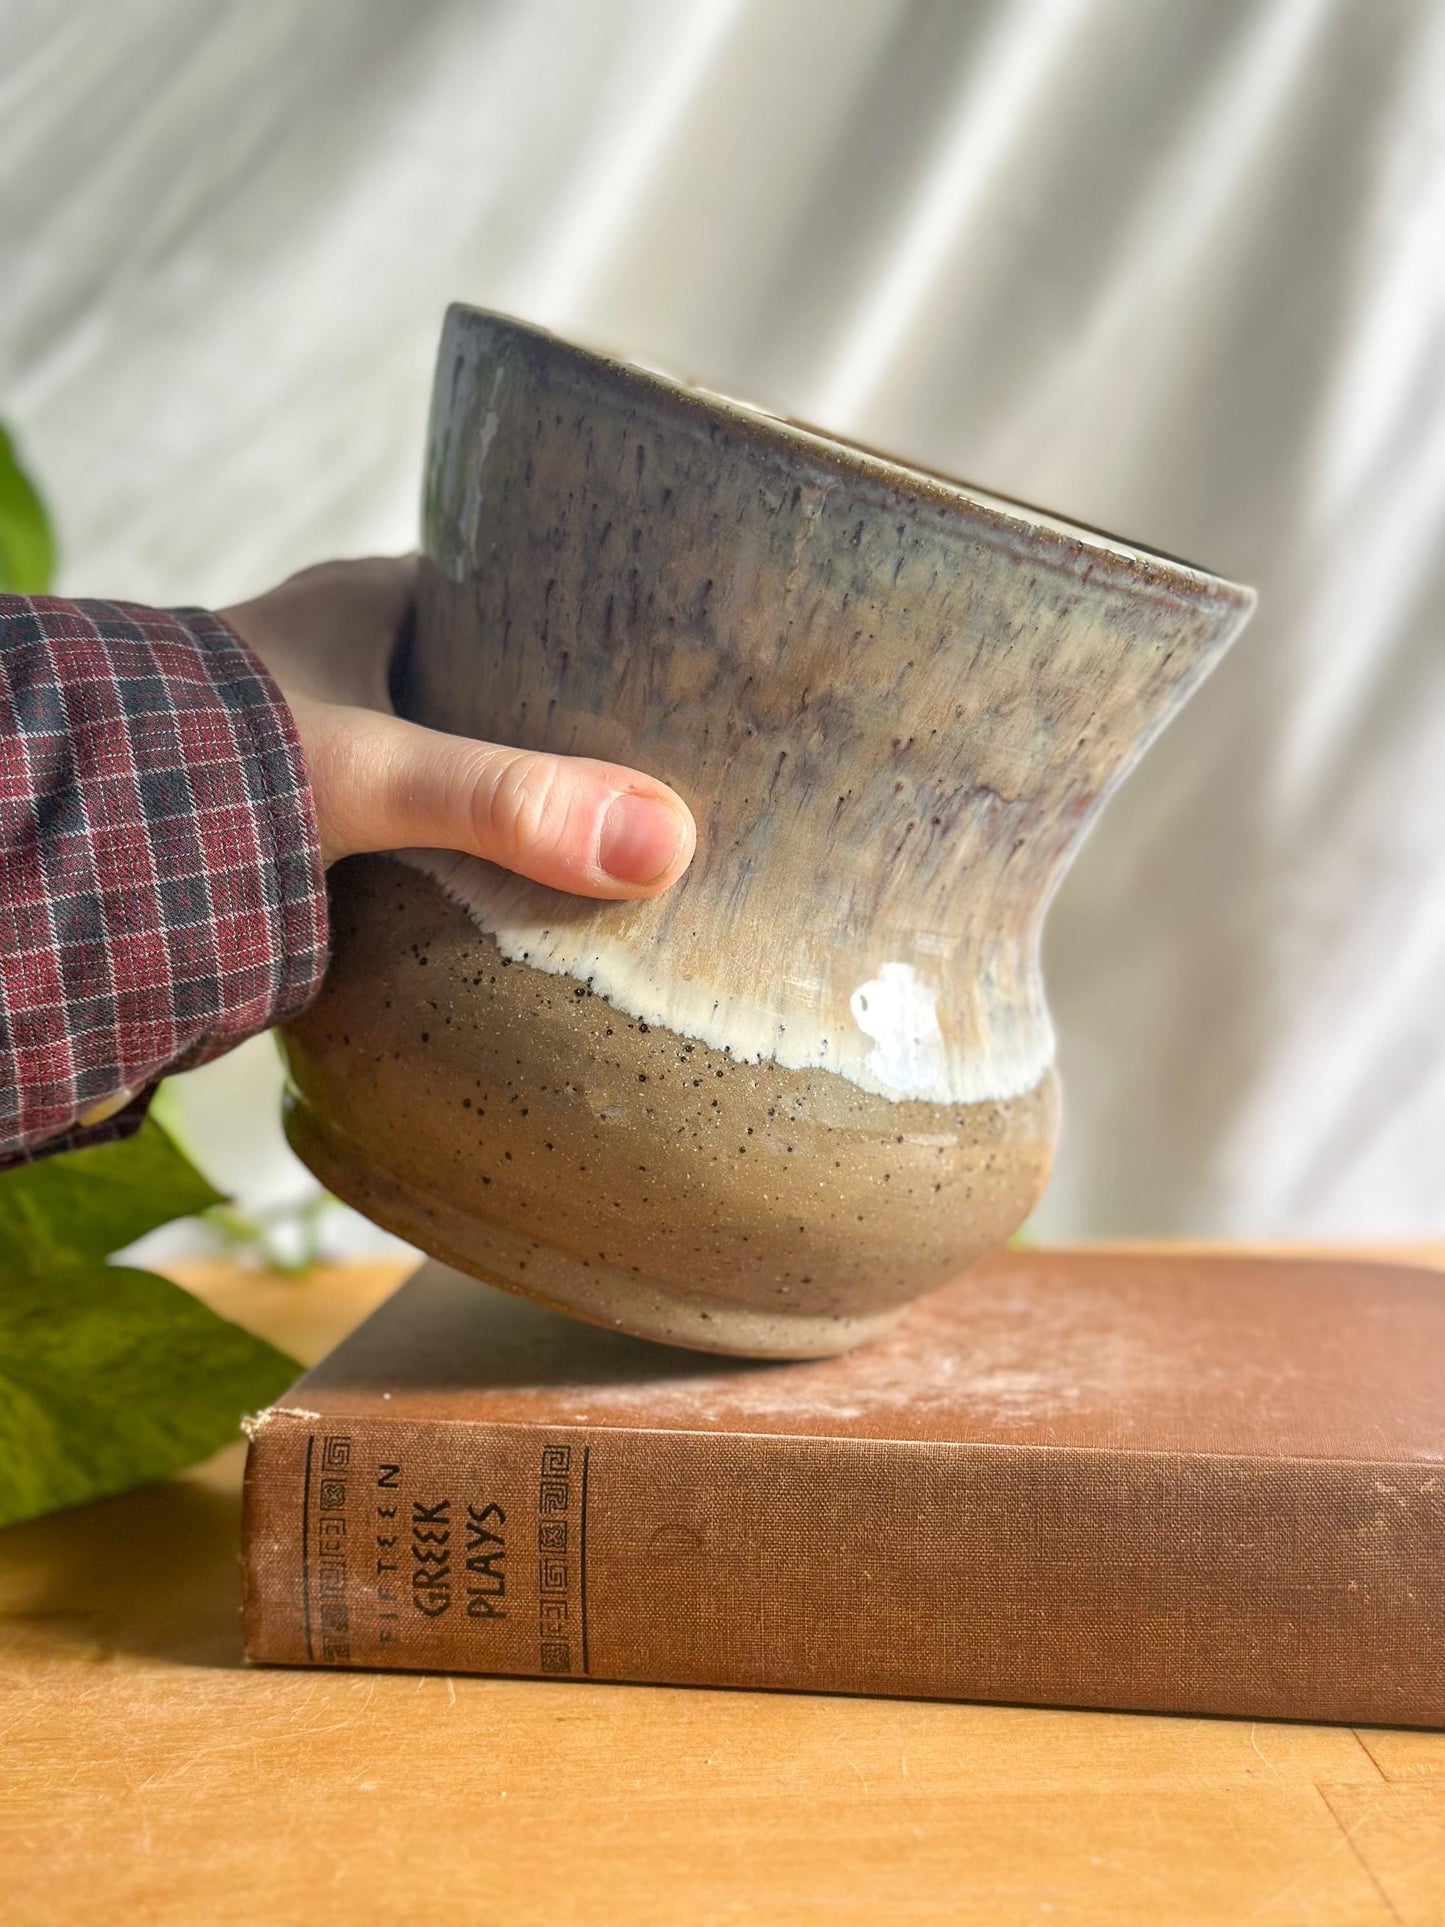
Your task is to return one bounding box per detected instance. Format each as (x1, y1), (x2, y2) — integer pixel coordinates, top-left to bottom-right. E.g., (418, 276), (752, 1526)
(3, 0), (1442, 1243)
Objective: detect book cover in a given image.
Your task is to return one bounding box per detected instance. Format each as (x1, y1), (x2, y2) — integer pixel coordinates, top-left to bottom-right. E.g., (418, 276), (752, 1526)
(242, 1250), (1445, 1725)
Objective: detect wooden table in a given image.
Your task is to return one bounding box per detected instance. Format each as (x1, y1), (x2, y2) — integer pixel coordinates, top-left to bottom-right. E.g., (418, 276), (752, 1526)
(3, 1252), (1443, 1926)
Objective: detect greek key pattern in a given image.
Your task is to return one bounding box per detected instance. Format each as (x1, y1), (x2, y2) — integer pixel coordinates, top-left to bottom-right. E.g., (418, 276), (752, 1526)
(537, 1444), (583, 1674)
(317, 1434), (351, 1661)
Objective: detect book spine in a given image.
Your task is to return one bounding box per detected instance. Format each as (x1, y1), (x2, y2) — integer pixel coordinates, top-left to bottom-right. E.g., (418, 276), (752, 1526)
(241, 1410), (1444, 1725)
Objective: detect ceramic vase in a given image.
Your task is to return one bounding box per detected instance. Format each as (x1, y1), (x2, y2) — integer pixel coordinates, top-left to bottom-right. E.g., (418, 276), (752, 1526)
(281, 306), (1254, 1356)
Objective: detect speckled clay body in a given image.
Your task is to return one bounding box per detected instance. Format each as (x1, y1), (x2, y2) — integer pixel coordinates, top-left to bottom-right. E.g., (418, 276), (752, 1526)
(285, 857), (1059, 1354)
(281, 306), (1255, 1356)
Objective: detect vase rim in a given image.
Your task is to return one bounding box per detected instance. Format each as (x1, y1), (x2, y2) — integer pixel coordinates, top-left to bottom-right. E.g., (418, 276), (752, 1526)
(445, 303), (1257, 615)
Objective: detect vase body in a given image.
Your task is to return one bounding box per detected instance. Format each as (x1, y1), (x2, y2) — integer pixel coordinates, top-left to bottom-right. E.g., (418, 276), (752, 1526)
(282, 306), (1254, 1356)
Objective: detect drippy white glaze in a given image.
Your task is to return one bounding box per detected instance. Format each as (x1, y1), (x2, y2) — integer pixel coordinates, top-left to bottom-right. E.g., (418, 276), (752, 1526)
(400, 848), (1050, 1104)
(849, 960), (950, 1095)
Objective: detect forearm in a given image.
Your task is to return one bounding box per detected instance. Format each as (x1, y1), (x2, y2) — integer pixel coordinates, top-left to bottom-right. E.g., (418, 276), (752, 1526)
(0, 594), (327, 1165)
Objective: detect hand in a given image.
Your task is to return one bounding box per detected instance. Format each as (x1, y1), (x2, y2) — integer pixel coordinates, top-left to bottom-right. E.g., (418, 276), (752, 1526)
(221, 556), (696, 895)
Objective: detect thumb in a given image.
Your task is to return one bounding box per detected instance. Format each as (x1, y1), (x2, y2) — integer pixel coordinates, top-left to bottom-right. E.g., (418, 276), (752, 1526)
(298, 701), (696, 899)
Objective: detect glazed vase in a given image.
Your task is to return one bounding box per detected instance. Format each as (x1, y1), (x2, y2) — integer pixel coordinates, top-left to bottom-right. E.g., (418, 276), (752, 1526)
(281, 306), (1254, 1357)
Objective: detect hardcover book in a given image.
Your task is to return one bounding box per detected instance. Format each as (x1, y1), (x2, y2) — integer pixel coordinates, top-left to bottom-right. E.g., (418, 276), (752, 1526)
(242, 1250), (1445, 1725)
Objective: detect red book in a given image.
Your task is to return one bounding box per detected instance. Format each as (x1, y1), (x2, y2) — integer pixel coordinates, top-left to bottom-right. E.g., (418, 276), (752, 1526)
(242, 1250), (1445, 1725)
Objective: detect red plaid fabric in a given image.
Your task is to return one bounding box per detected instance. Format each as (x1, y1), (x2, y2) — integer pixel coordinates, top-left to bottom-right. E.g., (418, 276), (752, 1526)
(0, 595), (327, 1165)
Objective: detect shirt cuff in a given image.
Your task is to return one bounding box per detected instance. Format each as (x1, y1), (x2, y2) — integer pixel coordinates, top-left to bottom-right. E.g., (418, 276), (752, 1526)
(0, 596), (329, 1166)
(173, 605), (330, 1058)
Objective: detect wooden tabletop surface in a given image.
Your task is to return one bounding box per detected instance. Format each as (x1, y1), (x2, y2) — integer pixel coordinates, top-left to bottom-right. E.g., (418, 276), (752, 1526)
(2, 1250), (1442, 1927)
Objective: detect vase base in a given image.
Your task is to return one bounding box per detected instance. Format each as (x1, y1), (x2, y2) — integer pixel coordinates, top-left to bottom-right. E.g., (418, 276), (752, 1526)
(286, 1097), (904, 1359)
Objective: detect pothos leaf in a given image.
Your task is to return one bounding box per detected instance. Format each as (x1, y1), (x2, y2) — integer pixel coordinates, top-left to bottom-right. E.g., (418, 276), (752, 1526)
(0, 423), (57, 594)
(0, 1108), (298, 1528)
(0, 1261), (297, 1527)
(0, 1115), (225, 1272)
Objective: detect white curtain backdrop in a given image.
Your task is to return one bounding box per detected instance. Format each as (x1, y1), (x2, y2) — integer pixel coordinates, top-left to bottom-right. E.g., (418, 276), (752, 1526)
(2, 0), (1442, 1241)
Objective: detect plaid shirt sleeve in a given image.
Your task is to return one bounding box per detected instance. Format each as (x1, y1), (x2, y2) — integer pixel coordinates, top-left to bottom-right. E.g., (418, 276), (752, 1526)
(0, 595), (328, 1166)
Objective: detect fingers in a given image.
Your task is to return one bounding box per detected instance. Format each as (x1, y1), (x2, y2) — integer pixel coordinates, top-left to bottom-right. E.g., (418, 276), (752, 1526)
(237, 559), (697, 899)
(298, 702), (696, 898)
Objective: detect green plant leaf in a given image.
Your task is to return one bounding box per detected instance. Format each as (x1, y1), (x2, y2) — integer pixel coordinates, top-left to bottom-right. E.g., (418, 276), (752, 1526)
(0, 1106), (297, 1528)
(0, 423), (57, 594)
(0, 1114), (225, 1270)
(0, 1261), (297, 1527)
